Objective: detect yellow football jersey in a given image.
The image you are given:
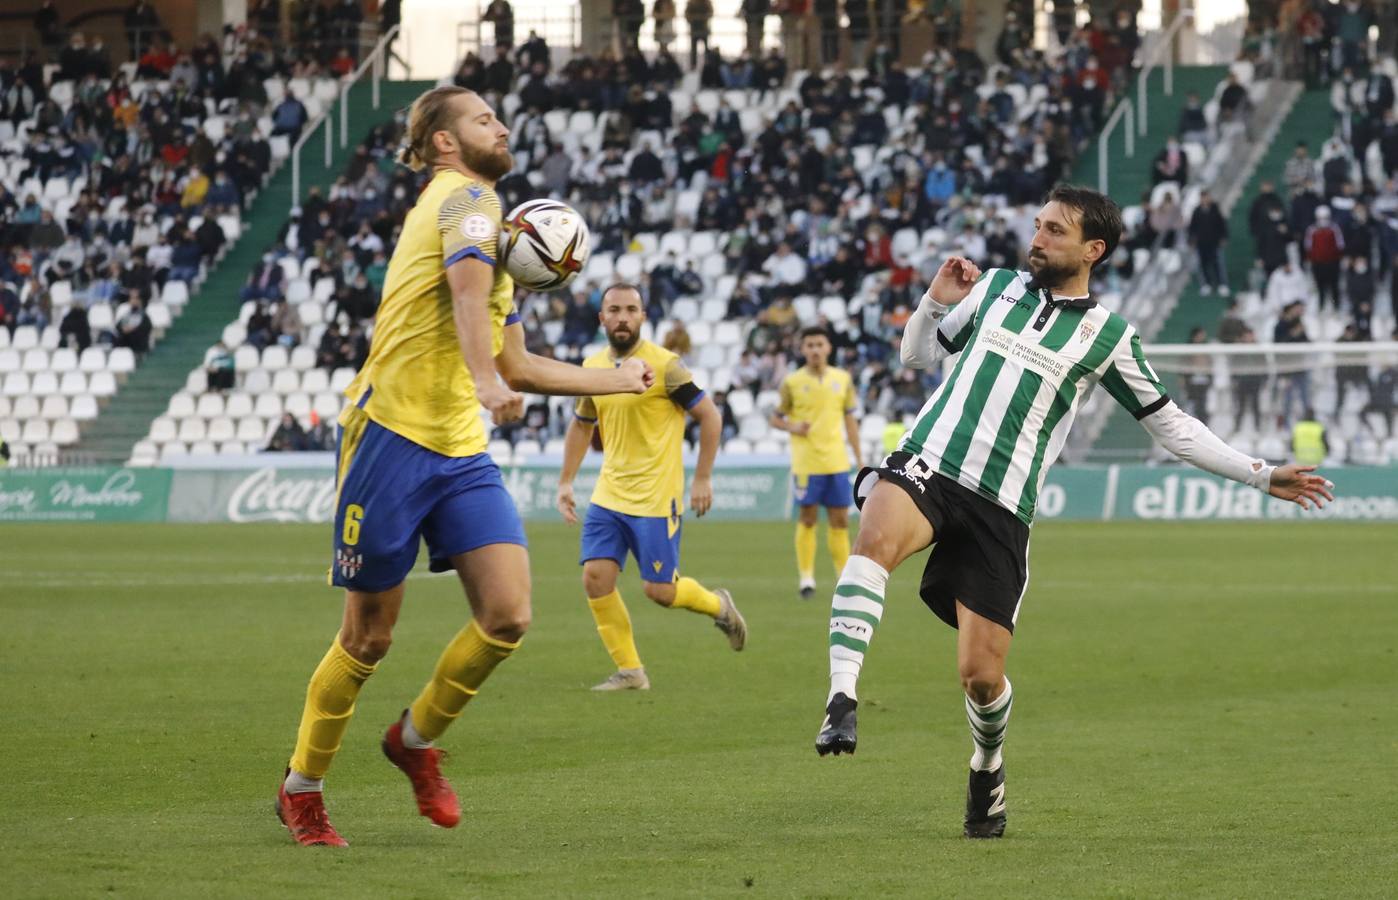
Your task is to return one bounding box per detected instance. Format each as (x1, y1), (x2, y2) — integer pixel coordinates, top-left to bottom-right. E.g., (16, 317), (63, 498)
(575, 340), (704, 518)
(778, 365), (857, 476)
(341, 170), (516, 457)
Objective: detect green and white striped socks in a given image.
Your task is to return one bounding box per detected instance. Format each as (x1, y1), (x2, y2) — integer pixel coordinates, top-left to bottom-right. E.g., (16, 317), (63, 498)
(827, 555), (888, 702)
(966, 677), (1013, 772)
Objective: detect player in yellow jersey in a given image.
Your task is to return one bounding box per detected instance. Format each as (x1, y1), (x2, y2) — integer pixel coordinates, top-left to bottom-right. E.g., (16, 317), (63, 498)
(276, 86), (654, 847)
(769, 326), (862, 599)
(555, 283), (748, 691)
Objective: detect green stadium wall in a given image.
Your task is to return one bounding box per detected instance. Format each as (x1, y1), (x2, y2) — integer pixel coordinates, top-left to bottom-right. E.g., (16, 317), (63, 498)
(4, 464), (1397, 523)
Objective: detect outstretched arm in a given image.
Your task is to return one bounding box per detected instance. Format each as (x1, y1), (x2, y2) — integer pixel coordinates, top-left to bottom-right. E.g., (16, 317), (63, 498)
(496, 321), (652, 396)
(1140, 404), (1334, 509)
(1104, 329), (1334, 509)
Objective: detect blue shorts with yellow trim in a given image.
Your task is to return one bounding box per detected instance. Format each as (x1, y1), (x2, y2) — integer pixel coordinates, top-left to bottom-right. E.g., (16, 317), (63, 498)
(579, 502), (681, 583)
(331, 416), (526, 592)
(792, 471), (853, 508)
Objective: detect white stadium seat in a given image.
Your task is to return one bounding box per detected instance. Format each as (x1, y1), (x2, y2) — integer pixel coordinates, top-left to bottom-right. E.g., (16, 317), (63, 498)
(167, 393), (196, 418)
(79, 347), (107, 372)
(39, 396), (68, 420)
(22, 348), (49, 373)
(300, 368), (330, 394)
(149, 417), (178, 443)
(159, 442), (189, 462)
(254, 393), (284, 418)
(262, 345), (290, 370)
(108, 347), (136, 374)
(70, 394), (99, 420)
(225, 392), (255, 418)
(207, 417), (237, 442)
(31, 372), (58, 396)
(177, 417), (207, 443)
(196, 393), (226, 418)
(51, 419), (80, 446)
(234, 346), (260, 371)
(88, 371), (117, 397)
(237, 416), (267, 442)
(271, 368), (301, 394)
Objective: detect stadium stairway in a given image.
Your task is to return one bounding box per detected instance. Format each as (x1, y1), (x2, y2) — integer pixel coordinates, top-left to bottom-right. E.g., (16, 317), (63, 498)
(1069, 65), (1229, 213)
(1086, 83), (1325, 462)
(78, 79), (433, 463)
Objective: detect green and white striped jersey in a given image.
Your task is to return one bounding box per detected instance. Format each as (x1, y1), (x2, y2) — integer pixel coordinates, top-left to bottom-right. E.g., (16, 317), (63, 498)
(899, 268), (1170, 525)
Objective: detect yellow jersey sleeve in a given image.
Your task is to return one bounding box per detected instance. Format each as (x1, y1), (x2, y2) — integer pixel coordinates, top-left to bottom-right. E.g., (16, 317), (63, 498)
(575, 394), (598, 422)
(778, 376), (794, 415)
(664, 356), (705, 410)
(844, 374), (858, 413)
(439, 183), (501, 267)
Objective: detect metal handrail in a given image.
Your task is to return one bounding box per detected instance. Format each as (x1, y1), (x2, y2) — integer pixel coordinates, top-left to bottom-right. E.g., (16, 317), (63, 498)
(291, 24), (402, 214)
(1097, 7), (1194, 194)
(1097, 99), (1135, 194)
(1137, 8), (1195, 137)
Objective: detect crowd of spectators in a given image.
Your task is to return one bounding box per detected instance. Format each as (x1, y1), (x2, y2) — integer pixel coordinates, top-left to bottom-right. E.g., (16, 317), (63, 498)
(198, 7), (1158, 452)
(0, 1), (384, 349)
(1164, 10), (1398, 443)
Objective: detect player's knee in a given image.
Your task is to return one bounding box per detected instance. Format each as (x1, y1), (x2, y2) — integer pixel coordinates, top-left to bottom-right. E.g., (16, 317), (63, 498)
(643, 581), (676, 607)
(481, 603), (532, 642)
(850, 522), (899, 569)
(959, 665), (1004, 706)
(798, 506), (819, 526)
(582, 568), (613, 598)
(342, 631), (393, 664)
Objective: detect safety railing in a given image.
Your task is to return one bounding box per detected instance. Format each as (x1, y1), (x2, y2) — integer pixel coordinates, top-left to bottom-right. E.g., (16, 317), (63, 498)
(1136, 8), (1195, 136)
(1097, 8), (1193, 195)
(291, 24), (401, 214)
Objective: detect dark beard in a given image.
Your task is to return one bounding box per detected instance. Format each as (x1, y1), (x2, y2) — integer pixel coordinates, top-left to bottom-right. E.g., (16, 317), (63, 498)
(1027, 254), (1078, 290)
(607, 329), (639, 354)
(461, 143), (513, 180)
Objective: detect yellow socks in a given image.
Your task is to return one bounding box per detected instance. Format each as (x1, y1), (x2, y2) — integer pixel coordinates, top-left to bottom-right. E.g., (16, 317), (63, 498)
(289, 637), (377, 779)
(828, 526), (851, 575)
(672, 576), (722, 617)
(587, 590), (643, 670)
(409, 619), (520, 742)
(795, 522), (818, 582)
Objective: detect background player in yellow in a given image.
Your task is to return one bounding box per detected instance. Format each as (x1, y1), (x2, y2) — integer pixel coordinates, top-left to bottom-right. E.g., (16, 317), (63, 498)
(769, 326), (862, 599)
(276, 86), (653, 847)
(556, 283), (748, 691)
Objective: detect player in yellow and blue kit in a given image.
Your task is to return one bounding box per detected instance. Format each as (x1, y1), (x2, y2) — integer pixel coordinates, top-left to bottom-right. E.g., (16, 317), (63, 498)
(276, 86), (652, 848)
(556, 284), (748, 691)
(769, 326), (862, 599)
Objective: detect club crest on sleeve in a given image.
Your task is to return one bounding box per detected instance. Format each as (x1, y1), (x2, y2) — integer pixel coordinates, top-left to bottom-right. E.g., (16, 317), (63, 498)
(461, 213), (493, 240)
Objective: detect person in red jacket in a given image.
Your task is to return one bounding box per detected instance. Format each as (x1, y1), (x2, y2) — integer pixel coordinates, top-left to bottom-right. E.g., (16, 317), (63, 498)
(1304, 205), (1345, 312)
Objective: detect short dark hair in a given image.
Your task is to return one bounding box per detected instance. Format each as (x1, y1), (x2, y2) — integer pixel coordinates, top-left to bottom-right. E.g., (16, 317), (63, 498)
(799, 325), (831, 342)
(600, 282), (643, 304)
(1046, 183), (1123, 269)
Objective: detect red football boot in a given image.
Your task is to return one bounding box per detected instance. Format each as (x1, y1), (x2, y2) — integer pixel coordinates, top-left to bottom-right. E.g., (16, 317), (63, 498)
(382, 712), (461, 828)
(276, 774), (349, 847)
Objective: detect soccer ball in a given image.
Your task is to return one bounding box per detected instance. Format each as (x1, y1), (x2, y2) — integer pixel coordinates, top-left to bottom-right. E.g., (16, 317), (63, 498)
(500, 199), (591, 291)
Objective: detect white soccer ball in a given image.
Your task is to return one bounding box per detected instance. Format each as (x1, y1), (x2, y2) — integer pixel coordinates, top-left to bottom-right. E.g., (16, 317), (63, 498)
(500, 199), (591, 292)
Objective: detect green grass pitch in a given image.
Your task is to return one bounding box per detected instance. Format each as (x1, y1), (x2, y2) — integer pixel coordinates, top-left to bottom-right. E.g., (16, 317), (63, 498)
(3, 520), (1396, 897)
